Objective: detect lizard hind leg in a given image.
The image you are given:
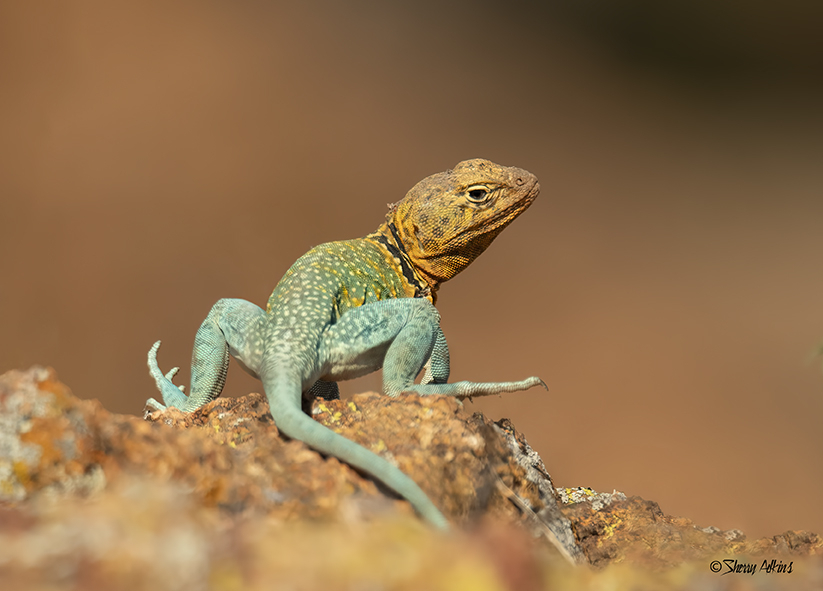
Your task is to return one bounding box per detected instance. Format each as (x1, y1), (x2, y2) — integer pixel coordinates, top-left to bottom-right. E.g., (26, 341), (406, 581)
(316, 297), (440, 394)
(146, 298), (266, 412)
(382, 304), (547, 399)
(313, 296), (545, 400)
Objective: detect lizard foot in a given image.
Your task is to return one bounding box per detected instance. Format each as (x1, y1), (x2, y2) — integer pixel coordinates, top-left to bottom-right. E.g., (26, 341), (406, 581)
(400, 376), (547, 399)
(144, 397), (166, 414)
(146, 340), (189, 409)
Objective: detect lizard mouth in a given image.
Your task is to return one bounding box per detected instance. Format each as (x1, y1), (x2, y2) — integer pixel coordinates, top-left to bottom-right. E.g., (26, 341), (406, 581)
(527, 180), (541, 200)
(487, 179), (540, 225)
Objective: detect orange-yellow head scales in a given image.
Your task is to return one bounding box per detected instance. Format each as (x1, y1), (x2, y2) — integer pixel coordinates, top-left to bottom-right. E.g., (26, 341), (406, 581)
(377, 158), (540, 294)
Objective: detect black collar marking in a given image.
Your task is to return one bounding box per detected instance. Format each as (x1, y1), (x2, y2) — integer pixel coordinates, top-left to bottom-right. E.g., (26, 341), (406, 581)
(375, 222), (430, 298)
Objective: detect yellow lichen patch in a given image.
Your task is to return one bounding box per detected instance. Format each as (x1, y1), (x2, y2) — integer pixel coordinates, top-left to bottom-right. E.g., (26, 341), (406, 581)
(12, 460), (31, 488)
(601, 514), (624, 541)
(347, 401), (358, 412)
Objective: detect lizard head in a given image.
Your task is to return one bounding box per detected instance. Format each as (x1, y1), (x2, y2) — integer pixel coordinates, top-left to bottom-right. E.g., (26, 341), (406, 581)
(385, 158), (540, 290)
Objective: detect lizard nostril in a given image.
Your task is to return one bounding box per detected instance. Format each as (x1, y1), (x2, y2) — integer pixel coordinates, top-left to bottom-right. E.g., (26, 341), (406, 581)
(515, 177), (526, 186)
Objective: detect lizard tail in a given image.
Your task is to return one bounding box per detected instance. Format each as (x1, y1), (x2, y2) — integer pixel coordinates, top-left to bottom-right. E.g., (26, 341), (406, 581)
(263, 376), (449, 530)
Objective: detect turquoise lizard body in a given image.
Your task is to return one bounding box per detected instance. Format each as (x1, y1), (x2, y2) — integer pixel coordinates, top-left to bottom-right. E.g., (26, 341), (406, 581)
(146, 159), (544, 529)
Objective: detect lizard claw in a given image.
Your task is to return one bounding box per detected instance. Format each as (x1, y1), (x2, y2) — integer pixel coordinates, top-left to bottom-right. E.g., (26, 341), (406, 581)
(145, 397), (166, 410)
(144, 397), (167, 414)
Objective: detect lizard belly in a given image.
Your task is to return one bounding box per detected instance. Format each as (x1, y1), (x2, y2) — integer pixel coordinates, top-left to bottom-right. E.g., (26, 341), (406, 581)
(319, 342), (389, 382)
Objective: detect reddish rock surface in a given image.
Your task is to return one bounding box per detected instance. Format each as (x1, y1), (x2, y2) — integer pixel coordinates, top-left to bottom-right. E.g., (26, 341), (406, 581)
(1, 366), (553, 525)
(1, 366), (821, 590)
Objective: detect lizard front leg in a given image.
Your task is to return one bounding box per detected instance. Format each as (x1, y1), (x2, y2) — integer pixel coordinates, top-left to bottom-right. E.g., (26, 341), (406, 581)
(147, 298), (266, 411)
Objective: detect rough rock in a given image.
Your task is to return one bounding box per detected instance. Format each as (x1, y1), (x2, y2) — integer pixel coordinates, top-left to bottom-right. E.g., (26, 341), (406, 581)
(0, 366), (568, 530)
(2, 366), (822, 590)
(557, 489), (822, 568)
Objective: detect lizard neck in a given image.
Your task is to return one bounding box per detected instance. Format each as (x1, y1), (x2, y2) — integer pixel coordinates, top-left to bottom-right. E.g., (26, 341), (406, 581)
(368, 222), (438, 304)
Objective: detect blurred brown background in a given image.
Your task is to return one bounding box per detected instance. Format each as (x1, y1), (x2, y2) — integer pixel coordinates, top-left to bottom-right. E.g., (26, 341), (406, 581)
(2, 1), (822, 539)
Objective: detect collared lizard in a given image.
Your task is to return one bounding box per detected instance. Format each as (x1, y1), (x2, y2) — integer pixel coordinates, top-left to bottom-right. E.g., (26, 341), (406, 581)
(146, 158), (545, 530)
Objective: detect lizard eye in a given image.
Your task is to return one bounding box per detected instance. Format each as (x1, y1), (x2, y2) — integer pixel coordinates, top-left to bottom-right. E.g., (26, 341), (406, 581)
(466, 185), (490, 203)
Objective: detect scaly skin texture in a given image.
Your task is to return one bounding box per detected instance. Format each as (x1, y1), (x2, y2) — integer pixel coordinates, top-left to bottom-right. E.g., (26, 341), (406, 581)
(147, 159), (544, 529)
